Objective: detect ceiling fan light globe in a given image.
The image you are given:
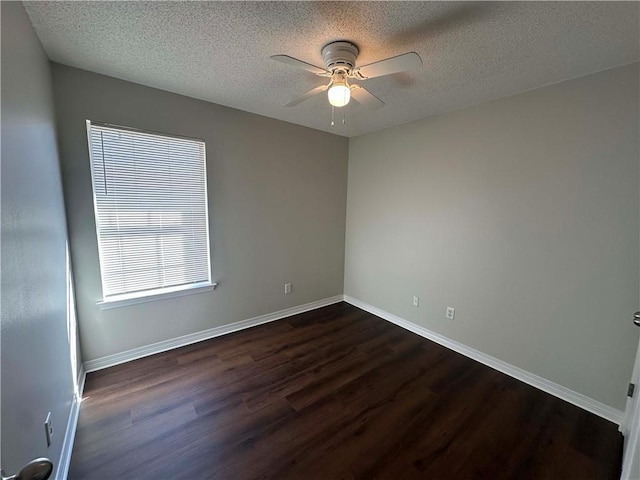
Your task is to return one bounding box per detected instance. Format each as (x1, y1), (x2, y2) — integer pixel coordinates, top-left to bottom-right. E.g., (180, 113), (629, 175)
(328, 84), (350, 107)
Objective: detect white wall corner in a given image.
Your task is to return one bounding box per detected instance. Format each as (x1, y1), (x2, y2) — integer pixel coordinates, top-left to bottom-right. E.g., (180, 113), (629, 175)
(343, 295), (624, 425)
(77, 364), (87, 400)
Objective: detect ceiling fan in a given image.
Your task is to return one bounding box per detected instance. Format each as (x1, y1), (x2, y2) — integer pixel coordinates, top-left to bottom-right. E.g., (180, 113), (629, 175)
(271, 41), (422, 110)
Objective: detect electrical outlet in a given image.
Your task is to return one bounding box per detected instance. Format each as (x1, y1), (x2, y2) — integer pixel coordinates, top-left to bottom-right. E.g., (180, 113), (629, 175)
(412, 296), (419, 307)
(284, 283), (292, 295)
(446, 307), (455, 320)
(44, 412), (53, 447)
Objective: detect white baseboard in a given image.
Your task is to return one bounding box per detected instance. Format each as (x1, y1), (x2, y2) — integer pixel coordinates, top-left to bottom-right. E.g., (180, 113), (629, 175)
(344, 295), (623, 425)
(81, 293), (623, 425)
(83, 295), (344, 373)
(55, 398), (80, 479)
(56, 365), (86, 480)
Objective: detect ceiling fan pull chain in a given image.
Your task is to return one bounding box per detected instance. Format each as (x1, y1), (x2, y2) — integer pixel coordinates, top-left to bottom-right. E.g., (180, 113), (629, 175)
(331, 106), (335, 126)
(342, 108), (346, 125)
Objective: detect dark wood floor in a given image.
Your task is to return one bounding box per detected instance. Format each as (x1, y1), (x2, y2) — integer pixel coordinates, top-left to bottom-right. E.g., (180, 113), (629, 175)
(69, 302), (623, 479)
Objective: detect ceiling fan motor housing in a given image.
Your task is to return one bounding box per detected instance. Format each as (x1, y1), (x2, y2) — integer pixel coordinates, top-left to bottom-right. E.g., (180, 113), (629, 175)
(322, 41), (359, 73)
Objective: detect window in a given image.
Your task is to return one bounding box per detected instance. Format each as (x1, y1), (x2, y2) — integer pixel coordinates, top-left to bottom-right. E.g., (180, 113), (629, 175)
(87, 121), (212, 308)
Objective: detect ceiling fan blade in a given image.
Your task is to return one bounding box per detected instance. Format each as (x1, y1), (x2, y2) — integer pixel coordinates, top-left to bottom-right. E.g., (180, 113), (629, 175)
(350, 85), (385, 109)
(355, 52), (423, 79)
(270, 55), (328, 76)
(284, 84), (328, 107)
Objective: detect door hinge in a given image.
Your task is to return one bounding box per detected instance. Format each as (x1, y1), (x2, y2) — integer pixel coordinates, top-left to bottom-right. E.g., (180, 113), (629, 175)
(628, 383), (635, 398)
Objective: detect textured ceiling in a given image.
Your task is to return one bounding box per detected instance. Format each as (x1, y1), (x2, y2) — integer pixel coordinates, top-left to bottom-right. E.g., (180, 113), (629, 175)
(25, 1), (639, 137)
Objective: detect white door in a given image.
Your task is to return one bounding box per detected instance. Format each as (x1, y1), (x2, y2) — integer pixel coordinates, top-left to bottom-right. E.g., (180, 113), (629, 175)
(621, 313), (640, 480)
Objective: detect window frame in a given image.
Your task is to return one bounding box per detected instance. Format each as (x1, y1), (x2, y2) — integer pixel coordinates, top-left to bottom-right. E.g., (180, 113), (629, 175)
(86, 120), (214, 309)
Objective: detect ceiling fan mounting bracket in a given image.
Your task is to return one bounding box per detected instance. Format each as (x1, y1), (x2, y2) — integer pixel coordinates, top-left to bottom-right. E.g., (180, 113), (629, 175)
(321, 41), (359, 73)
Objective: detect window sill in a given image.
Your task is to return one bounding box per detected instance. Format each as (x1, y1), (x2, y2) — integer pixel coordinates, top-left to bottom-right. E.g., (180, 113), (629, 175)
(97, 282), (217, 310)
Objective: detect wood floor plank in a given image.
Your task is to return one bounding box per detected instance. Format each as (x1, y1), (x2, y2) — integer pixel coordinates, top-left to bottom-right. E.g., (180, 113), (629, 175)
(68, 302), (623, 479)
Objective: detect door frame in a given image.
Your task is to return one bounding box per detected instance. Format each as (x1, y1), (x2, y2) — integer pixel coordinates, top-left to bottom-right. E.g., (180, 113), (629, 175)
(620, 320), (640, 478)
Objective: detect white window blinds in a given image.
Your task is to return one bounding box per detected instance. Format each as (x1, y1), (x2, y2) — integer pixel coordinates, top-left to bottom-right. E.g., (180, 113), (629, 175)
(87, 121), (211, 301)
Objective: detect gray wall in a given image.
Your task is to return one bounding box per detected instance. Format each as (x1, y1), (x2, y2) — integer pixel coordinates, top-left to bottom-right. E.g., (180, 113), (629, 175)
(51, 64), (349, 362)
(345, 63), (639, 411)
(1, 2), (79, 475)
